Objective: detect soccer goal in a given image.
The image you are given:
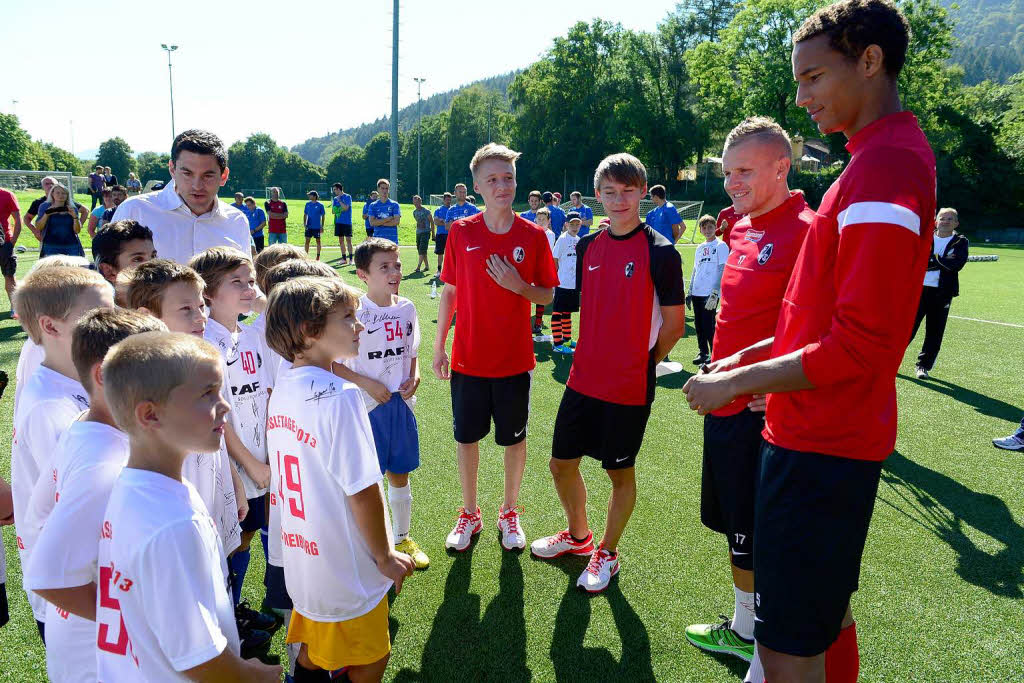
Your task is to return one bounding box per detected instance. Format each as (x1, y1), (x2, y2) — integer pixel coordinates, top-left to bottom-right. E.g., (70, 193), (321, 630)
(0, 169), (74, 200)
(559, 196), (704, 241)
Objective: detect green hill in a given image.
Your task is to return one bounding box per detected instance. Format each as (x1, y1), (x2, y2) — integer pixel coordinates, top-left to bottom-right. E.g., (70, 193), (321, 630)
(944, 0), (1024, 83)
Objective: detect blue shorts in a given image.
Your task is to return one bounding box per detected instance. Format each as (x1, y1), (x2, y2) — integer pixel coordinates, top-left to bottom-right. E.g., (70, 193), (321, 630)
(263, 563), (293, 611)
(267, 232), (288, 245)
(368, 393), (420, 475)
(241, 493), (267, 533)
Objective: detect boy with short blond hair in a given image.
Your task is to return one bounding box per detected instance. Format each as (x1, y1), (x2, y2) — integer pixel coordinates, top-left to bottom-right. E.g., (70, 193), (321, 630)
(266, 277), (415, 681)
(98, 332), (282, 682)
(24, 308), (166, 682)
(11, 265), (113, 639)
(334, 238), (429, 569)
(189, 246), (274, 616)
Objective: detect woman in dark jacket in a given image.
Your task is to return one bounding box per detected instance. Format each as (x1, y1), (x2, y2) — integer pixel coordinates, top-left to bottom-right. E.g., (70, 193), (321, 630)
(910, 207), (969, 379)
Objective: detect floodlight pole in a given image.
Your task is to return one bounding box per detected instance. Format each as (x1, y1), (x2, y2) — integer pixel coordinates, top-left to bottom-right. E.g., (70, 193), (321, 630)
(161, 44), (179, 141)
(413, 77), (425, 198)
(389, 0), (399, 194)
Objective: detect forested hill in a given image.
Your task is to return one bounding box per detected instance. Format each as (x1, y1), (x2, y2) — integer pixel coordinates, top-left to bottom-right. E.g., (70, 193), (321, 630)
(291, 72), (517, 166)
(944, 0), (1024, 84)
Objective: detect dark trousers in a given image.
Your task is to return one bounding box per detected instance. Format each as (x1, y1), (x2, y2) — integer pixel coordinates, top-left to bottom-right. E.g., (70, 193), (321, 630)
(691, 295), (717, 358)
(910, 286), (952, 370)
(253, 233), (265, 253)
(90, 190), (102, 209)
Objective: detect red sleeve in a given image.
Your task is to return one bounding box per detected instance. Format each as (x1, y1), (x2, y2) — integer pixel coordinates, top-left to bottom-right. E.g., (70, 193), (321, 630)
(801, 149), (934, 387)
(440, 223), (458, 286)
(532, 229), (559, 288)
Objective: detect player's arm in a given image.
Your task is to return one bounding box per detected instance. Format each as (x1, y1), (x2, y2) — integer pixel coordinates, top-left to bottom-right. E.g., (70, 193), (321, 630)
(34, 584), (97, 621)
(184, 647), (281, 682)
(24, 206), (38, 233)
(433, 284), (456, 380)
(348, 482), (414, 593)
(224, 421), (269, 490)
(0, 475), (12, 524)
(653, 304), (686, 360)
(319, 207), (325, 229)
(339, 197), (350, 212)
(88, 211), (100, 237)
(10, 209), (22, 244)
(330, 362), (391, 405)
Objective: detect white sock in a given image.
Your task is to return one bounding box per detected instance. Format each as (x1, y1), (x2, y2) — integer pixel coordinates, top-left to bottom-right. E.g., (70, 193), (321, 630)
(732, 586), (756, 640)
(743, 642), (765, 683)
(388, 483), (412, 544)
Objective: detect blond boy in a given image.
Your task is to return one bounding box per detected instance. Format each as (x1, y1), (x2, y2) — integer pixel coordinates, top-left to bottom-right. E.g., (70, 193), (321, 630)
(266, 277), (414, 681)
(11, 266), (113, 637)
(97, 332), (281, 681)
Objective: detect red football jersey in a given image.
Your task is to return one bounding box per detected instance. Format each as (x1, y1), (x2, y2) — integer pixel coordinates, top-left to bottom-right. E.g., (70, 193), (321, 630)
(711, 191), (813, 416)
(265, 200), (288, 233)
(716, 206), (742, 241)
(763, 112), (936, 461)
(440, 213), (558, 377)
(568, 225), (684, 406)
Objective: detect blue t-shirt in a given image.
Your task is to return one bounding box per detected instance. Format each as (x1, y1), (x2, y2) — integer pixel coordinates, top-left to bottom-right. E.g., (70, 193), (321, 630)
(363, 201), (374, 230)
(247, 207), (267, 235)
(446, 202), (480, 228)
(304, 201), (326, 230)
(367, 199), (401, 243)
(520, 209), (537, 224)
(333, 193), (353, 224)
(645, 202), (683, 243)
(546, 204), (567, 236)
(433, 205), (451, 235)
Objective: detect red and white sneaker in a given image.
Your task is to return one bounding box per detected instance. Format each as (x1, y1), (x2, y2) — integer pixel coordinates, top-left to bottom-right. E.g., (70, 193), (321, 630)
(497, 505), (526, 550)
(530, 529), (595, 559)
(445, 507), (482, 551)
(577, 544), (619, 593)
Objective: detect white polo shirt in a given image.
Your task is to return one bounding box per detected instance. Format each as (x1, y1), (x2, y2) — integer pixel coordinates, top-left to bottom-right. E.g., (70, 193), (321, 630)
(111, 180), (250, 264)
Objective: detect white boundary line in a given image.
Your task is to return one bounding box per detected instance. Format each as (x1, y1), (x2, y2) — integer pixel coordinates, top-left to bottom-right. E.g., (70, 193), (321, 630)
(949, 315), (1024, 329)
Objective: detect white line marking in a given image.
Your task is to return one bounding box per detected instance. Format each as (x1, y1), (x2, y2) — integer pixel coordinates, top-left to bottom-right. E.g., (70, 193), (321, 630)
(950, 315), (1024, 329)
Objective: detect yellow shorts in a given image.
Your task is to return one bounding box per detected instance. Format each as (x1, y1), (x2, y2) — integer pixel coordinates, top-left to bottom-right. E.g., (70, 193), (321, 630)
(285, 597), (391, 671)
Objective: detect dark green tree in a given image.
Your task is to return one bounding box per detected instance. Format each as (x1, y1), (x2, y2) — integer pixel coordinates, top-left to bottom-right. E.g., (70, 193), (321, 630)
(96, 137), (137, 182)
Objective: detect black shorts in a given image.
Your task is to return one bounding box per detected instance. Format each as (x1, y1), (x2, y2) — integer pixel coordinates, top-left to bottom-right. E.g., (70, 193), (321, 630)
(334, 223), (352, 238)
(304, 228), (322, 239)
(753, 442), (883, 656)
(241, 493), (268, 533)
(0, 582), (8, 629)
(434, 233), (448, 255)
(450, 371), (531, 446)
(263, 563), (293, 611)
(700, 409), (764, 570)
(552, 387), (652, 470)
(416, 231), (430, 255)
(365, 226), (375, 237)
(0, 242), (16, 278)
(552, 286), (579, 314)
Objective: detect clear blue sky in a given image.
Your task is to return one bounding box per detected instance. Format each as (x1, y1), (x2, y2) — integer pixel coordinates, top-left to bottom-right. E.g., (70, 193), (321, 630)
(1, 0), (681, 158)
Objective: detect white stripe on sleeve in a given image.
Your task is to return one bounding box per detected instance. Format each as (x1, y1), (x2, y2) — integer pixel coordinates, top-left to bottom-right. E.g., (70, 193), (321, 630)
(837, 201), (920, 236)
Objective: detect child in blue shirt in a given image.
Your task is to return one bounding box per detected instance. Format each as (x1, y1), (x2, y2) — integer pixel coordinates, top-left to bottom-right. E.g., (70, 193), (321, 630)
(304, 191), (326, 260)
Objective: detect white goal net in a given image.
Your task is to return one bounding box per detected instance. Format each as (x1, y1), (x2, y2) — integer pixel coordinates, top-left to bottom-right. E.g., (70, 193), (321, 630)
(0, 169), (75, 200)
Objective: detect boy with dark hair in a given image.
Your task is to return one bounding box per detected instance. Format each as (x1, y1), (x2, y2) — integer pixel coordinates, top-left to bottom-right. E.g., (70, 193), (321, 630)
(683, 2), (935, 679)
(412, 195), (435, 272)
(363, 190), (379, 239)
(91, 219), (158, 284)
(24, 308), (167, 682)
(531, 153), (685, 593)
(520, 190), (542, 223)
(368, 179), (402, 245)
(433, 192), (453, 276)
(304, 191), (326, 260)
(568, 191), (594, 234)
(244, 196), (267, 253)
(266, 277), (415, 682)
(97, 332), (281, 681)
(434, 144), (558, 553)
(332, 182), (354, 265)
(645, 185), (683, 243)
(11, 266), (113, 640)
(542, 191), (567, 236)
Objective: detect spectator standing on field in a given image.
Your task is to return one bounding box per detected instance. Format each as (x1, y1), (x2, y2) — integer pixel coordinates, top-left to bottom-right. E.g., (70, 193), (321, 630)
(645, 185), (683, 243)
(687, 214), (730, 365)
(244, 196), (267, 253)
(112, 129), (252, 264)
(0, 188), (22, 309)
(103, 166), (118, 187)
(303, 190), (325, 259)
(88, 187), (114, 237)
(568, 191), (594, 234)
(412, 195), (435, 272)
(332, 182), (354, 264)
(433, 191), (452, 276)
(543, 191), (567, 236)
(88, 166), (105, 209)
(265, 187), (289, 246)
(126, 172), (142, 194)
(363, 190), (379, 239)
(25, 176), (88, 234)
(35, 182), (85, 258)
(909, 207), (969, 379)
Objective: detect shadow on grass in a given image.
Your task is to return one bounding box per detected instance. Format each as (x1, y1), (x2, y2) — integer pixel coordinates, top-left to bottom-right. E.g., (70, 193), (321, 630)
(534, 342), (573, 385)
(899, 374), (1023, 423)
(393, 544), (530, 682)
(656, 367), (695, 391)
(879, 450), (1024, 597)
(548, 556), (657, 682)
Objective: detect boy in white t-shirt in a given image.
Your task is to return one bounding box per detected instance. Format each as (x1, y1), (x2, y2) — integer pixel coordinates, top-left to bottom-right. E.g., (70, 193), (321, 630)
(531, 207), (557, 336)
(551, 213), (582, 354)
(24, 308), (166, 682)
(189, 247), (275, 616)
(686, 215), (730, 365)
(334, 239), (429, 570)
(11, 265), (113, 640)
(266, 276), (415, 682)
(97, 331), (281, 682)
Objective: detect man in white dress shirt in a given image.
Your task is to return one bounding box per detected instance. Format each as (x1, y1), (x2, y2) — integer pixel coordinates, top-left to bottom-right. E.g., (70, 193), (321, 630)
(112, 130), (250, 264)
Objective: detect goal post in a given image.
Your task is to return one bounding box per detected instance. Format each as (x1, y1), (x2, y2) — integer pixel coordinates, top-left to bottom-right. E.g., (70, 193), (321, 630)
(0, 169), (75, 201)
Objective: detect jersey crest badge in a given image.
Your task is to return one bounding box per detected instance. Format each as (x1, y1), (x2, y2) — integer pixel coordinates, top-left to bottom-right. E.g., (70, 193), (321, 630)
(625, 261), (635, 278)
(513, 246), (525, 263)
(758, 243), (774, 265)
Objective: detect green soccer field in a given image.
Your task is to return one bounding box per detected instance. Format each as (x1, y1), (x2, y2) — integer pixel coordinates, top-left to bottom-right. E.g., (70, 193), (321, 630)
(0, 200), (1021, 680)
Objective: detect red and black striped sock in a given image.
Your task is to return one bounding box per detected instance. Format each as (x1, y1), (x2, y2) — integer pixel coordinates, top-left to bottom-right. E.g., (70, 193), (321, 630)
(551, 312), (565, 345)
(534, 303), (545, 327)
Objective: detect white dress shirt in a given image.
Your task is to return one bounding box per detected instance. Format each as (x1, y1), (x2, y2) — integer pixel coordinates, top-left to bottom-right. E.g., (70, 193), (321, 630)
(111, 180), (251, 264)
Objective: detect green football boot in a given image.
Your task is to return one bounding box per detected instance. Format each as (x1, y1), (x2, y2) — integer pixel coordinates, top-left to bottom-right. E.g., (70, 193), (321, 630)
(684, 615), (755, 662)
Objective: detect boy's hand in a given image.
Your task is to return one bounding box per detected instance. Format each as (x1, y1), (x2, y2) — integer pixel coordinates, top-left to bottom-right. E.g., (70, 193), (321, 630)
(359, 378), (392, 405)
(748, 394), (767, 413)
(246, 660), (284, 681)
(378, 550), (416, 594)
(432, 347), (450, 380)
(246, 461), (272, 490)
(683, 371), (738, 416)
(486, 255), (527, 295)
(236, 495), (249, 523)
(398, 374), (420, 400)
